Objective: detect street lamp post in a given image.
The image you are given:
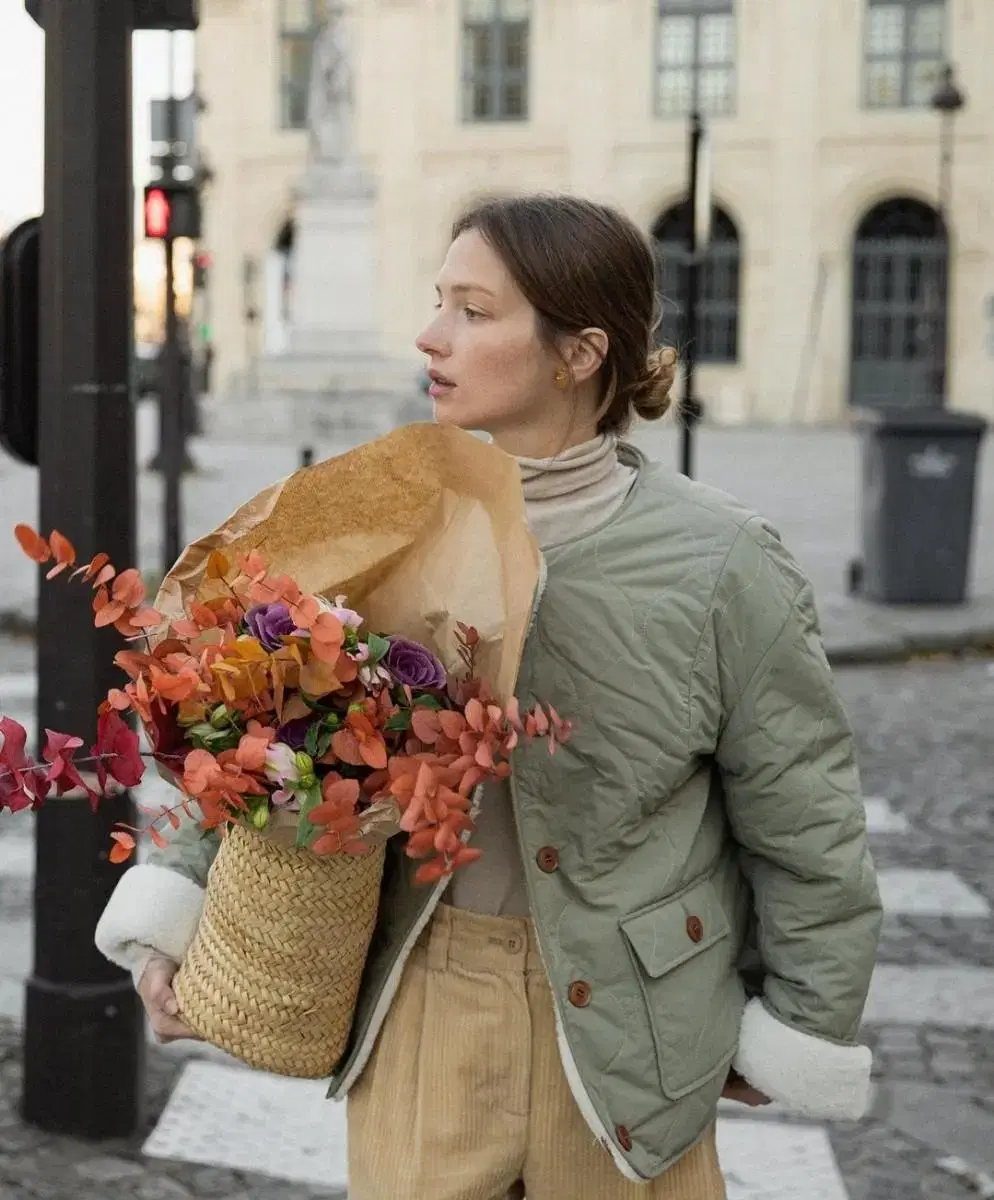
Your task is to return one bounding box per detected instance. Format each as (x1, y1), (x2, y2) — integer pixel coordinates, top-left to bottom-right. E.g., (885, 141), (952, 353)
(679, 110), (711, 479)
(931, 63), (965, 222)
(929, 64), (966, 406)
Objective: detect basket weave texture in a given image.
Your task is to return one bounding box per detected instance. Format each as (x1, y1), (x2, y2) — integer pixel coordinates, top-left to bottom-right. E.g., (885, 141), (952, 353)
(173, 823), (385, 1078)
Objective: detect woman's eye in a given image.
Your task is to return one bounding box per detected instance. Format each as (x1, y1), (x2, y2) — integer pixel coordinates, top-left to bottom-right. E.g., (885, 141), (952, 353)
(464, 307), (484, 320)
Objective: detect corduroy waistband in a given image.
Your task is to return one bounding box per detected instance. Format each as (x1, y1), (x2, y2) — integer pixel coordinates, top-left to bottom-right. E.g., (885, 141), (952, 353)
(417, 901), (546, 976)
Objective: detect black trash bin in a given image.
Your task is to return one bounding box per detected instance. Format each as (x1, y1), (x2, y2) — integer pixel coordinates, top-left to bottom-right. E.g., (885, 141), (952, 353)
(853, 408), (988, 605)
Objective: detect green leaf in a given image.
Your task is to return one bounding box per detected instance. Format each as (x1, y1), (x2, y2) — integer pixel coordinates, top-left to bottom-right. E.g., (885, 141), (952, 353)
(210, 704), (233, 730)
(384, 711), (412, 733)
(315, 727), (334, 758)
(300, 692), (340, 715)
(295, 783), (323, 849)
(304, 723), (321, 758)
(366, 633), (391, 664)
(412, 694), (443, 710)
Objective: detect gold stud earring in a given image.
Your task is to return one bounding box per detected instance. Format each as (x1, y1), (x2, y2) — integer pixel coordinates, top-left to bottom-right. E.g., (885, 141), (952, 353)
(554, 368), (570, 391)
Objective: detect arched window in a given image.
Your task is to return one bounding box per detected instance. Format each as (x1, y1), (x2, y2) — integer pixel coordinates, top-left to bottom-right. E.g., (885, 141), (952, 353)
(652, 202), (740, 363)
(851, 197), (948, 407)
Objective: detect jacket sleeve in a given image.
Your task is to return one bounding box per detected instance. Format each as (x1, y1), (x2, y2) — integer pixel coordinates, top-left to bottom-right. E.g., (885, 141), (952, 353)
(94, 799), (220, 986)
(713, 518), (882, 1121)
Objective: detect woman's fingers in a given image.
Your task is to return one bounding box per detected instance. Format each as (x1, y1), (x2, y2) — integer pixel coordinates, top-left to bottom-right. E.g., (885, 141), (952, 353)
(139, 956), (202, 1043)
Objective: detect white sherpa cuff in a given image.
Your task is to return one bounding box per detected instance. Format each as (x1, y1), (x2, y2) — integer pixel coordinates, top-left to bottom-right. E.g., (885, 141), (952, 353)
(95, 864), (205, 983)
(733, 997), (872, 1121)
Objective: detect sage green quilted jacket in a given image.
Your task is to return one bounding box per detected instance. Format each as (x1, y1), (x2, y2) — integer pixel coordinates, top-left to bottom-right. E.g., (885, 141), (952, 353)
(96, 447), (882, 1183)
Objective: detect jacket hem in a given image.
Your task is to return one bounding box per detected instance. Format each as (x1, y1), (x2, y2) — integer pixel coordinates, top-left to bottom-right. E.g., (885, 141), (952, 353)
(550, 1002), (646, 1183)
(94, 864), (206, 978)
(733, 996), (872, 1121)
(330, 873), (450, 1100)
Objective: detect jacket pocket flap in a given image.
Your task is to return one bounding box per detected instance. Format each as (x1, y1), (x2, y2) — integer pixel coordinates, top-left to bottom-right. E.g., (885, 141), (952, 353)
(621, 878), (730, 979)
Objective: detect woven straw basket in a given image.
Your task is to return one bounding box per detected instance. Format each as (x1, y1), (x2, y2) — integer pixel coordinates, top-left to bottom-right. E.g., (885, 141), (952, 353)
(173, 823), (385, 1078)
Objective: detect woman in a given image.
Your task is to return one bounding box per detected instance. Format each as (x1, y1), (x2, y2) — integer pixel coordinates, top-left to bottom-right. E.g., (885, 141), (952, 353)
(96, 195), (882, 1199)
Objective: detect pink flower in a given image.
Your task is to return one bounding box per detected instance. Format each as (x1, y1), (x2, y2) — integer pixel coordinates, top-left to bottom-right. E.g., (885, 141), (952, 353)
(318, 594), (363, 629)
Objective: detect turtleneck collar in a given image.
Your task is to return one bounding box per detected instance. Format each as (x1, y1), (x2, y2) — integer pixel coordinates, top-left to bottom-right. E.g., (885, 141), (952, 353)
(515, 434), (638, 550)
(517, 434), (618, 498)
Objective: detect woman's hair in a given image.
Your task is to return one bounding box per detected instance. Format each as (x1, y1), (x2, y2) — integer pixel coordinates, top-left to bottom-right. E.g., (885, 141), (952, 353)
(451, 194), (677, 435)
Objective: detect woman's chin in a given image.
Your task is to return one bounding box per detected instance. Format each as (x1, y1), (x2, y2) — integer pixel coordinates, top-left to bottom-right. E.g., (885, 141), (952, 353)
(432, 398), (470, 430)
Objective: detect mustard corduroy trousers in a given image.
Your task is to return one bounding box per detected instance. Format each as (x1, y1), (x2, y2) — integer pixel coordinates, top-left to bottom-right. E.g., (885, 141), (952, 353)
(347, 902), (726, 1200)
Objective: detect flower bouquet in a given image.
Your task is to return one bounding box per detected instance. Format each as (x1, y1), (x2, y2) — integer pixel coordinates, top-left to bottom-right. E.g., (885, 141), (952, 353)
(1, 424), (563, 1078)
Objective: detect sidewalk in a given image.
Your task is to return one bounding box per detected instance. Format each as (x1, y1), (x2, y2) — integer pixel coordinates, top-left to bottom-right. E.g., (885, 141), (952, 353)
(1, 403), (992, 663)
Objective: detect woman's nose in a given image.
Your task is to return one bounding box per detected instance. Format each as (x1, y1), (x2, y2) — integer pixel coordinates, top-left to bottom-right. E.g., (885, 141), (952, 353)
(416, 315), (448, 358)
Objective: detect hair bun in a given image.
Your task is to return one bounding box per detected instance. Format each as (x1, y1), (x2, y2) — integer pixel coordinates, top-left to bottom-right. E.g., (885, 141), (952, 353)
(629, 346), (678, 422)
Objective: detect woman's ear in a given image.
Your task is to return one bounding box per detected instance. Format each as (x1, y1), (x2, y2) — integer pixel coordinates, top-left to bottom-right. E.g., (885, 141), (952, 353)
(561, 327), (609, 386)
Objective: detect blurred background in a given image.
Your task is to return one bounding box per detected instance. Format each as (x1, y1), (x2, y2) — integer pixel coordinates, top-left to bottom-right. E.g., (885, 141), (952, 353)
(1, 3), (993, 1199)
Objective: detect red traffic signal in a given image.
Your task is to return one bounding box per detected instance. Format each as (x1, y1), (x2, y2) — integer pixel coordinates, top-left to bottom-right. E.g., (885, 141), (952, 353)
(143, 183), (202, 241)
(144, 187), (172, 239)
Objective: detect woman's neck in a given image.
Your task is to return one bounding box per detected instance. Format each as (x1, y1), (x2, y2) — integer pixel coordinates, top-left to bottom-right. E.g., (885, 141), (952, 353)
(490, 418), (600, 460)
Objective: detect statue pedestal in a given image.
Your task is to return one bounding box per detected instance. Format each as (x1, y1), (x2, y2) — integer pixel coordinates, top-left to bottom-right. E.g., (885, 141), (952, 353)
(288, 161), (380, 358)
(210, 1), (427, 448)
(233, 158), (425, 447)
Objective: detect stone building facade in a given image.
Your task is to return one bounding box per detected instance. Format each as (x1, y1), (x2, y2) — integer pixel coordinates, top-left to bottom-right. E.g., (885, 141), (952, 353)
(195, 0), (994, 424)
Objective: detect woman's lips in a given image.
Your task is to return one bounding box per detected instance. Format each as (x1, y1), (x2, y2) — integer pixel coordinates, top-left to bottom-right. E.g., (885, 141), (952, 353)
(428, 371), (455, 399)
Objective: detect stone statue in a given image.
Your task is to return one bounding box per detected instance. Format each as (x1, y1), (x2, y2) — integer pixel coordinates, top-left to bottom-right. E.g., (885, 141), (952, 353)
(307, 3), (354, 163)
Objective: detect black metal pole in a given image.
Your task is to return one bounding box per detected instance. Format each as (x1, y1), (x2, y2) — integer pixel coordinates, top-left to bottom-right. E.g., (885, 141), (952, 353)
(162, 230), (183, 570)
(160, 36), (184, 572)
(935, 112), (953, 407)
(937, 111), (953, 222)
(680, 111), (703, 479)
(24, 0), (144, 1137)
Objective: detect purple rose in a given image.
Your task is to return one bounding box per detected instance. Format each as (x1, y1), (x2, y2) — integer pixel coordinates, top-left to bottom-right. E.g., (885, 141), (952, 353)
(276, 717), (313, 751)
(384, 637), (446, 690)
(244, 603), (295, 651)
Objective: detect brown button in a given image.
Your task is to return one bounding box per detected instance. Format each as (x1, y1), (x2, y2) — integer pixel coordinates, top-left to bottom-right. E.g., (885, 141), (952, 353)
(536, 846), (559, 873)
(686, 915), (704, 943)
(567, 980), (592, 1007)
(615, 1124), (633, 1152)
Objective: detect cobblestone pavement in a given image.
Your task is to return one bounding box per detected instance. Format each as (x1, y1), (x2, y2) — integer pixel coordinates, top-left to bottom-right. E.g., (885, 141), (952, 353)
(826, 657), (994, 1200)
(2, 650), (994, 1196)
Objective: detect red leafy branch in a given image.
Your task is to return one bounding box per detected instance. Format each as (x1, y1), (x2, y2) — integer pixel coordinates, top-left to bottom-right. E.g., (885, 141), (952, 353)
(15, 525), (163, 639)
(382, 694), (572, 884)
(0, 711), (145, 817)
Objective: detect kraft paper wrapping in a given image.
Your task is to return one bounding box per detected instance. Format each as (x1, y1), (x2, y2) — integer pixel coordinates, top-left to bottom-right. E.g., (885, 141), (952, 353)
(155, 423), (542, 707)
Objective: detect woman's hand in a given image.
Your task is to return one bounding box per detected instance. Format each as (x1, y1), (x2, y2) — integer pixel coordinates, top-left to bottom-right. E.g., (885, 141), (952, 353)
(721, 1068), (771, 1108)
(138, 955), (202, 1044)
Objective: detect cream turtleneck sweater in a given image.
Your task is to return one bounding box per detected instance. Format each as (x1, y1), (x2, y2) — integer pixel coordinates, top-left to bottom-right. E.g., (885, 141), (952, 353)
(446, 434), (639, 917)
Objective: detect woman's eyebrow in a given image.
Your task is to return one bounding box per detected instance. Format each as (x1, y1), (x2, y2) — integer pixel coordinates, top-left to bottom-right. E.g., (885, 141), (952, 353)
(435, 282), (497, 297)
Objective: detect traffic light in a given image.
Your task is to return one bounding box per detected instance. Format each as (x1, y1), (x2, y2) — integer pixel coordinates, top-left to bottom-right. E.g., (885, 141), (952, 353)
(192, 251), (212, 290)
(26, 1), (199, 30)
(133, 0), (199, 28)
(143, 183), (202, 241)
(0, 217), (40, 466)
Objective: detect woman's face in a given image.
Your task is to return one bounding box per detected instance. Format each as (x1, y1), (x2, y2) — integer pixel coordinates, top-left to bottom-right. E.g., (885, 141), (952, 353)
(415, 230), (565, 452)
